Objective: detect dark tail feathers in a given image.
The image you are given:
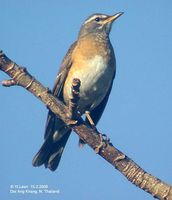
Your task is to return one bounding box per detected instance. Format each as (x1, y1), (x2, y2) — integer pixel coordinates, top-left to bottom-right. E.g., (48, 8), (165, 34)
(32, 130), (71, 171)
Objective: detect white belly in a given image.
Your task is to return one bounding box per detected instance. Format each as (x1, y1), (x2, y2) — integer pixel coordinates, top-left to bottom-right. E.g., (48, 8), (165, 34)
(63, 55), (115, 113)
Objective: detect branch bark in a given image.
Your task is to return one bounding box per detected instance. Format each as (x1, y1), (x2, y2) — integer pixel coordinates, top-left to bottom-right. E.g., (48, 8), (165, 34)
(0, 51), (172, 200)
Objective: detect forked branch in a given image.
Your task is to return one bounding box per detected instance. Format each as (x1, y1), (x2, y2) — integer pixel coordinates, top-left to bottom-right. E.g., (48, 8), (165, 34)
(0, 51), (172, 200)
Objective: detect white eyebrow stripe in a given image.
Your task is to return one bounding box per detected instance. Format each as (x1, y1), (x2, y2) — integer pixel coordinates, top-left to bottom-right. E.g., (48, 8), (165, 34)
(84, 15), (107, 24)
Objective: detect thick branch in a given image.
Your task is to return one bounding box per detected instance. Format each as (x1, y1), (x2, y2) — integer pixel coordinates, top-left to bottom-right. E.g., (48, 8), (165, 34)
(0, 51), (172, 200)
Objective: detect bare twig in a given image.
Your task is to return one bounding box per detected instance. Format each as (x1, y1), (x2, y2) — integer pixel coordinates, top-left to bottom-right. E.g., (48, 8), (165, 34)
(2, 79), (16, 87)
(0, 51), (172, 200)
(68, 78), (80, 124)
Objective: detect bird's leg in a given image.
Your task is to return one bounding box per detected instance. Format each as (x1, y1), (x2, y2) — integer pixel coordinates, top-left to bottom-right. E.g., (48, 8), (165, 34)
(84, 111), (110, 153)
(85, 111), (97, 131)
(79, 111), (97, 148)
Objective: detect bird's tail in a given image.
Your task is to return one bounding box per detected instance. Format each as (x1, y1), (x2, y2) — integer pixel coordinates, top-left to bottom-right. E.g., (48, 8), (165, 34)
(32, 113), (71, 171)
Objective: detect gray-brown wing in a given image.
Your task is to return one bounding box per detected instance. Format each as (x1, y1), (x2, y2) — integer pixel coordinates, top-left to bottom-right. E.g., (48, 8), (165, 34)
(52, 41), (77, 97)
(44, 41), (77, 139)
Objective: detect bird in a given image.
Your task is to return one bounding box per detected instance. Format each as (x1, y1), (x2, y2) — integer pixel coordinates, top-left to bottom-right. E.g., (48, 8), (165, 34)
(32, 12), (123, 171)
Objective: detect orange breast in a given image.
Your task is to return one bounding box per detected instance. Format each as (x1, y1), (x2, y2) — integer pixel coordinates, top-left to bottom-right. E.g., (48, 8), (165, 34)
(63, 36), (115, 113)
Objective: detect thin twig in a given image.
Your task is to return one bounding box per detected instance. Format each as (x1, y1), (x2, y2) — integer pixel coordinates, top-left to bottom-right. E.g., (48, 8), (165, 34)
(2, 79), (16, 87)
(68, 78), (80, 124)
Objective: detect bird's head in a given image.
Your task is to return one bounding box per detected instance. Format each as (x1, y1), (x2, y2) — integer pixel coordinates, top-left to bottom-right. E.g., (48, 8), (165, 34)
(79, 12), (123, 38)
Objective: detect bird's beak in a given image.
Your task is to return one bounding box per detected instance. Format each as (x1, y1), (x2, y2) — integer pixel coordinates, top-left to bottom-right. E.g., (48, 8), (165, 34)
(103, 12), (124, 25)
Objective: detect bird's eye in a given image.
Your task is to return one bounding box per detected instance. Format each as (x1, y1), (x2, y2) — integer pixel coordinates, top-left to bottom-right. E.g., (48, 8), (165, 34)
(95, 17), (100, 22)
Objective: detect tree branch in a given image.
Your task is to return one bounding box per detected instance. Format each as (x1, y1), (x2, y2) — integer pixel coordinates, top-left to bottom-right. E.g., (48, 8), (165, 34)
(0, 51), (171, 200)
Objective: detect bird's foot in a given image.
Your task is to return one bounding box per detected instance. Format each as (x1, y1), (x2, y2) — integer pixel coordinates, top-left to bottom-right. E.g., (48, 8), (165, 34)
(94, 133), (110, 153)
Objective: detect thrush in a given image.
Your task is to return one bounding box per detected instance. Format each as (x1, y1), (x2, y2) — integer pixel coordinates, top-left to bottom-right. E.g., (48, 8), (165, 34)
(32, 12), (123, 171)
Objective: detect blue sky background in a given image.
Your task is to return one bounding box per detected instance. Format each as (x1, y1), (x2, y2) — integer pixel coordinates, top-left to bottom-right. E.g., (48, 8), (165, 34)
(0, 1), (172, 199)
